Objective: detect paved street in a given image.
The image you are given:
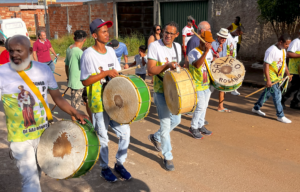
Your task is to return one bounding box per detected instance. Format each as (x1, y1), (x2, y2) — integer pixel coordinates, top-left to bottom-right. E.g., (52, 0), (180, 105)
(0, 58), (300, 192)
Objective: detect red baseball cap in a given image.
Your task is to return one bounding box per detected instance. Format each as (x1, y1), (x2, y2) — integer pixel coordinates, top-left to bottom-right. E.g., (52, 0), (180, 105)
(90, 18), (113, 33)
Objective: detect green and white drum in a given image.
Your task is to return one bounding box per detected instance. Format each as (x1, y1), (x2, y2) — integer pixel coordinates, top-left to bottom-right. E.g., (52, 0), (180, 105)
(37, 120), (100, 179)
(103, 75), (151, 124)
(210, 56), (245, 92)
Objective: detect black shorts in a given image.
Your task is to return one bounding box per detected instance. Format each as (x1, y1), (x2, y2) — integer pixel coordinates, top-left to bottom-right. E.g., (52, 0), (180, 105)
(82, 87), (88, 103)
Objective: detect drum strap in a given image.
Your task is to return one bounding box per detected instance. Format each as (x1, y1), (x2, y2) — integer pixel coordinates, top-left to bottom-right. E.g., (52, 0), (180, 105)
(270, 49), (285, 78)
(17, 69), (53, 123)
(195, 47), (215, 82)
(156, 42), (179, 82)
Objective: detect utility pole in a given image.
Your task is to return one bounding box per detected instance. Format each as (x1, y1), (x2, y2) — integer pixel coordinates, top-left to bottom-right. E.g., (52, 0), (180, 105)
(44, 0), (50, 38)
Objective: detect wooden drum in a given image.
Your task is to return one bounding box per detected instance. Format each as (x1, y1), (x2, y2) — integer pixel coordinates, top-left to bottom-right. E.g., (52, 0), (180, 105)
(163, 68), (197, 115)
(37, 120), (100, 179)
(103, 75), (151, 124)
(210, 56), (245, 92)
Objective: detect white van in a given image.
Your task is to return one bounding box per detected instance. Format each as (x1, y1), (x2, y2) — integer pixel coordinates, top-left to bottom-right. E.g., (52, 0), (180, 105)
(0, 18), (29, 43)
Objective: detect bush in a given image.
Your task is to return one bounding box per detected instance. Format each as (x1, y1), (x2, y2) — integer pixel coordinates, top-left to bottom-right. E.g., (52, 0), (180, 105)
(50, 32), (145, 58)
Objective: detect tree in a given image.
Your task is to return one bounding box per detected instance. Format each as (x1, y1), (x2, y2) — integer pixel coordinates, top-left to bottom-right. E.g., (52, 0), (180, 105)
(257, 0), (300, 38)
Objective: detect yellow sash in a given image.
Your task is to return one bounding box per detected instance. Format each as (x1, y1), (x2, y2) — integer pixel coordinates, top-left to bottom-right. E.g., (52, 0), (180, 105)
(270, 49), (285, 78)
(17, 70), (53, 123)
(195, 47), (215, 82)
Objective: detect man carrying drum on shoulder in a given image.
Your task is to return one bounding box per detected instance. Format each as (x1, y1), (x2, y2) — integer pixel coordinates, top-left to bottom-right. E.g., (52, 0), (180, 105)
(147, 21), (182, 171)
(80, 18), (132, 182)
(252, 34), (292, 124)
(188, 31), (215, 139)
(0, 35), (87, 192)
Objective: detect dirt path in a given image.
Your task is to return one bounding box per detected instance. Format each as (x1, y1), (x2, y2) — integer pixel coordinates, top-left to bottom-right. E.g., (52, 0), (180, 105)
(0, 58), (299, 192)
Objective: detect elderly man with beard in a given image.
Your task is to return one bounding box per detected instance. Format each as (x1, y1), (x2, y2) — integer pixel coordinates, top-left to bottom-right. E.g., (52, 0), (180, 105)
(0, 35), (88, 192)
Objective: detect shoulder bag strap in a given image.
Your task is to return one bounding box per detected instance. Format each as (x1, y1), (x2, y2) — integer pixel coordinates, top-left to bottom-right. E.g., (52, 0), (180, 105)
(195, 47), (215, 82)
(173, 42), (179, 63)
(17, 70), (53, 123)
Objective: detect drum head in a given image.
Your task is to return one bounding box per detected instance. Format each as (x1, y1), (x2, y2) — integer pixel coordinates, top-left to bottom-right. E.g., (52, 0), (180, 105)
(37, 121), (86, 179)
(211, 57), (245, 87)
(103, 76), (139, 124)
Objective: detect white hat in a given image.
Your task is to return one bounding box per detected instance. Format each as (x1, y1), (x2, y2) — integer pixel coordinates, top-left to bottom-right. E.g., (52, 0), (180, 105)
(217, 28), (229, 39)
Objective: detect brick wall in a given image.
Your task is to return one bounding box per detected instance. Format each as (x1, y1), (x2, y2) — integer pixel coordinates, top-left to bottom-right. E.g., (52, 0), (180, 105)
(0, 7), (45, 35)
(48, 2), (114, 39)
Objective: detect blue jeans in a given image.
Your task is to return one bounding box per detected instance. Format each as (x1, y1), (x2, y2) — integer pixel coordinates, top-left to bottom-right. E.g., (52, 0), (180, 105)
(93, 111), (130, 169)
(254, 83), (284, 118)
(191, 89), (211, 129)
(43, 61), (55, 72)
(153, 93), (181, 160)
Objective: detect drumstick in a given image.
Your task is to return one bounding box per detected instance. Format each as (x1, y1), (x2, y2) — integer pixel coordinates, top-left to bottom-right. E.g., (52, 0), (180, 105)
(51, 87), (70, 111)
(245, 75), (293, 98)
(191, 29), (217, 55)
(119, 65), (141, 73)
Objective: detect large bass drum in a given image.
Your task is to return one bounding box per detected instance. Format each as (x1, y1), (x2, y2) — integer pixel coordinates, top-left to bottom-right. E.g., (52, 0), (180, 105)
(37, 120), (100, 179)
(163, 68), (197, 115)
(210, 56), (245, 92)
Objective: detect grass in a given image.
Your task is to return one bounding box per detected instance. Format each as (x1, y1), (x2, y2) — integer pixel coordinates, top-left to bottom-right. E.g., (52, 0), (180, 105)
(50, 32), (145, 58)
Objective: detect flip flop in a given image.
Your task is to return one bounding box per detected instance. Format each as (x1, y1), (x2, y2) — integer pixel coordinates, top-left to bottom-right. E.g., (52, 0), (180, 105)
(218, 108), (231, 113)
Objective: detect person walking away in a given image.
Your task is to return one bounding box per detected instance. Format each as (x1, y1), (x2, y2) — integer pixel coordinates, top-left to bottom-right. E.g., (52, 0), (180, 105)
(147, 21), (182, 171)
(129, 45), (147, 80)
(1, 35), (87, 192)
(107, 39), (129, 69)
(32, 30), (58, 72)
(281, 31), (300, 109)
(0, 37), (10, 65)
(188, 31), (215, 139)
(227, 16), (243, 54)
(252, 34), (292, 124)
(80, 18), (132, 182)
(65, 30), (87, 121)
(182, 16), (195, 58)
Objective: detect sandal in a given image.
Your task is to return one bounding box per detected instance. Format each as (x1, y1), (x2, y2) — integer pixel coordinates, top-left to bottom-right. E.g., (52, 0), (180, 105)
(218, 108), (231, 113)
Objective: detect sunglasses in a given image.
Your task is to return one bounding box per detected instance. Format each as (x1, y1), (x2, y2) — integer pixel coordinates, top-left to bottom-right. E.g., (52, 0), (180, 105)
(156, 28), (161, 31)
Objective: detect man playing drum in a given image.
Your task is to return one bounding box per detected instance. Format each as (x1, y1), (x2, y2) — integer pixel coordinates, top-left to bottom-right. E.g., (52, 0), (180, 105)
(80, 19), (132, 182)
(0, 35), (87, 192)
(147, 21), (182, 171)
(188, 31), (214, 139)
(252, 34), (292, 123)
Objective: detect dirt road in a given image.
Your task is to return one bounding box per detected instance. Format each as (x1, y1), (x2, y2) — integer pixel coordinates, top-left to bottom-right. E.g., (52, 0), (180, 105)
(0, 58), (299, 192)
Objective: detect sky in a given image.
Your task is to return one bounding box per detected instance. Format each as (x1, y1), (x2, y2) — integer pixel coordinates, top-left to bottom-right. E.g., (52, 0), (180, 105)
(0, 0), (91, 3)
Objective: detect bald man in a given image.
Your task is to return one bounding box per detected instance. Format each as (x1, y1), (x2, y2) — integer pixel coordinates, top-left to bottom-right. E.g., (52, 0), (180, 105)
(0, 35), (88, 192)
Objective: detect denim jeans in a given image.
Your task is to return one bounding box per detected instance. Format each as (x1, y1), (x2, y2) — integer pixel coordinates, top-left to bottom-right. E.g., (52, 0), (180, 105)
(191, 89), (211, 129)
(153, 92), (181, 160)
(93, 111), (130, 169)
(254, 83), (284, 118)
(10, 138), (41, 192)
(43, 61), (55, 72)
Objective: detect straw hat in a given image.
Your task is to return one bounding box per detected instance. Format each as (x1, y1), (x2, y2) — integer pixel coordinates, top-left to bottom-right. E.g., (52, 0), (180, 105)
(217, 28), (229, 39)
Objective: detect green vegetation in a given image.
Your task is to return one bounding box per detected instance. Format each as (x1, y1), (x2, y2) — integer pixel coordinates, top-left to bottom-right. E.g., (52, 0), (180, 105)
(50, 32), (145, 58)
(257, 0), (300, 38)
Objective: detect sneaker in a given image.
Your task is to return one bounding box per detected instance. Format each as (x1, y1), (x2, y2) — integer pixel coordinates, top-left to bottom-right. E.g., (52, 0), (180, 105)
(252, 108), (266, 116)
(204, 120), (209, 125)
(277, 116), (292, 123)
(148, 134), (162, 152)
(189, 128), (203, 139)
(199, 126), (212, 136)
(100, 167), (118, 182)
(185, 112), (193, 116)
(163, 159), (175, 171)
(114, 164), (132, 180)
(231, 90), (240, 96)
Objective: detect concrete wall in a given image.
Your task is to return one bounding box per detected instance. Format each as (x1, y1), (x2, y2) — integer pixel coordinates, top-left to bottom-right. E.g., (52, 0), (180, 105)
(48, 2), (114, 39)
(208, 0), (277, 60)
(0, 7), (45, 35)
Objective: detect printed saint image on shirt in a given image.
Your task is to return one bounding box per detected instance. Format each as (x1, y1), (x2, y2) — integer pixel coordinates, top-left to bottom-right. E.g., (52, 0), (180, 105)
(229, 43), (234, 56)
(165, 57), (169, 63)
(18, 85), (36, 128)
(202, 65), (208, 84)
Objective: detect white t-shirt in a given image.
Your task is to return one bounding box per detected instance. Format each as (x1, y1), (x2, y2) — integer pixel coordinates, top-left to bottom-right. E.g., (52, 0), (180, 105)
(226, 33), (239, 58)
(288, 38), (300, 53)
(182, 26), (195, 46)
(147, 39), (182, 93)
(134, 55), (148, 74)
(264, 45), (286, 82)
(80, 46), (121, 81)
(0, 61), (58, 142)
